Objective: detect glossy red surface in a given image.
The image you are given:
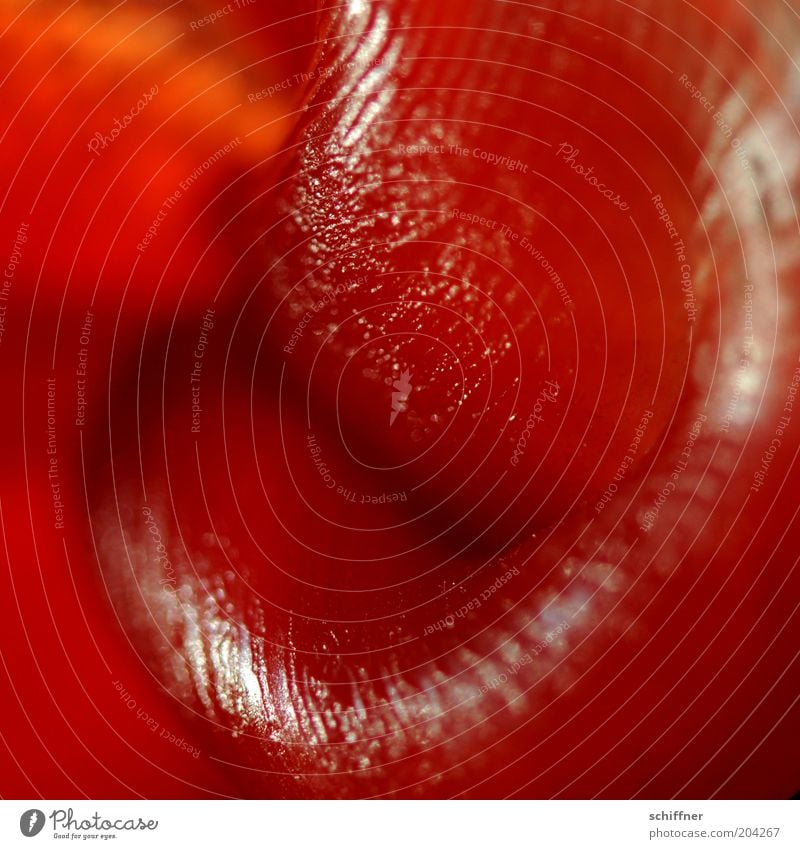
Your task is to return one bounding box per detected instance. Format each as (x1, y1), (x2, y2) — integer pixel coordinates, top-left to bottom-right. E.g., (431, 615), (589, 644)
(1, 0), (799, 799)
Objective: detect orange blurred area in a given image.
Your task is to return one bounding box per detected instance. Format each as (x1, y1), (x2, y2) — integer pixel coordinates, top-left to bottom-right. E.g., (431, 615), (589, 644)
(0, 0), (314, 315)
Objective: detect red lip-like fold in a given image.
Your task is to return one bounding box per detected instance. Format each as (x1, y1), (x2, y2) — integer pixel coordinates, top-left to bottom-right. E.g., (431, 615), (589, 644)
(8, 0), (800, 799)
